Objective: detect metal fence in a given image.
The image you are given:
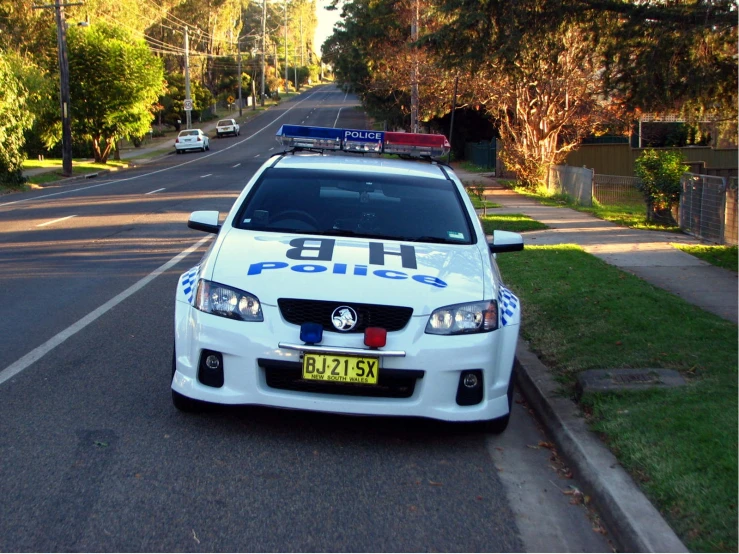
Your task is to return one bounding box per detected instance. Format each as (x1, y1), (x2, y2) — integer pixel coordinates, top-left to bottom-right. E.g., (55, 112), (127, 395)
(592, 174), (644, 206)
(464, 141), (496, 170)
(548, 165), (594, 206)
(679, 174), (733, 244)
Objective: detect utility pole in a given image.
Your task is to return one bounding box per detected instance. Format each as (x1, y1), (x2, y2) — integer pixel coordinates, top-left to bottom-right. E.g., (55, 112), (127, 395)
(184, 26), (192, 129)
(237, 39), (243, 116)
(447, 75), (458, 165)
(284, 0), (288, 95)
(260, 0), (266, 106)
(34, 0), (81, 177)
(410, 0), (419, 133)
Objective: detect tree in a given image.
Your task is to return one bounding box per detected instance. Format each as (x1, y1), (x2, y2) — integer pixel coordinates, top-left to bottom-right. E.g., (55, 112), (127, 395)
(634, 149), (685, 225)
(0, 51), (37, 187)
(427, 0), (625, 187)
(66, 23), (165, 163)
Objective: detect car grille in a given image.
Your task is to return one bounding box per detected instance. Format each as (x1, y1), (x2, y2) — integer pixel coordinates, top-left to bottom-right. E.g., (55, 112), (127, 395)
(277, 298), (413, 333)
(260, 360), (422, 399)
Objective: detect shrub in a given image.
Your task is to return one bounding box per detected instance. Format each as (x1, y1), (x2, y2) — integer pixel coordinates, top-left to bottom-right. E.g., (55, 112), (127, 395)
(634, 149), (685, 225)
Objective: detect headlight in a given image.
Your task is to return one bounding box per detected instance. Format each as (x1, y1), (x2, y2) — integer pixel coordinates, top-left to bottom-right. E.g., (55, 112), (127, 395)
(194, 280), (263, 321)
(425, 300), (498, 335)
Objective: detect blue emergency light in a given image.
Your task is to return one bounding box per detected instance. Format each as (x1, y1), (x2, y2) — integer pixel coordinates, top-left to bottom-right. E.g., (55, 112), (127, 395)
(275, 125), (450, 157)
(276, 125), (343, 150)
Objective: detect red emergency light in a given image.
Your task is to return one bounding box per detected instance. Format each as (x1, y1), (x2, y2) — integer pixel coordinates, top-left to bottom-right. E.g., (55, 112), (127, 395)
(383, 132), (451, 157)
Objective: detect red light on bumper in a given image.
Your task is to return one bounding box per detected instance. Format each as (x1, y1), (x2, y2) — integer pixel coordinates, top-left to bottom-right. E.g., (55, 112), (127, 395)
(364, 327), (387, 348)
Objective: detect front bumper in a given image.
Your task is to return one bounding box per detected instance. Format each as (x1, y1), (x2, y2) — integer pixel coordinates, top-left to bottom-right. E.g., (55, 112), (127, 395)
(172, 301), (519, 422)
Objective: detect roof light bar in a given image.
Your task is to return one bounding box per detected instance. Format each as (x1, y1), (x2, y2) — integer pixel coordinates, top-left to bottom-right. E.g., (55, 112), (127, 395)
(275, 125), (450, 158)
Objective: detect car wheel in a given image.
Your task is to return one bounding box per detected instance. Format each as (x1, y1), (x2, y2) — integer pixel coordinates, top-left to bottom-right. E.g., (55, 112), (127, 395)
(478, 366), (516, 434)
(171, 346), (204, 413)
(205, 143), (210, 151)
(176, 150), (181, 155)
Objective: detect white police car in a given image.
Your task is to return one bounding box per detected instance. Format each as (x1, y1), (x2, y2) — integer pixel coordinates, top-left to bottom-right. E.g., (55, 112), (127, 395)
(172, 125), (523, 432)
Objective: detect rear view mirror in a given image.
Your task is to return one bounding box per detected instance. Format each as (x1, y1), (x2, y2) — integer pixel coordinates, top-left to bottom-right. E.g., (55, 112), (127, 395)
(188, 211), (220, 234)
(488, 230), (524, 253)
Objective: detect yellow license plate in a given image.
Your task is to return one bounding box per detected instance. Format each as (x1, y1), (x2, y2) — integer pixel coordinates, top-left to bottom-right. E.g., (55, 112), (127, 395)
(302, 353), (379, 385)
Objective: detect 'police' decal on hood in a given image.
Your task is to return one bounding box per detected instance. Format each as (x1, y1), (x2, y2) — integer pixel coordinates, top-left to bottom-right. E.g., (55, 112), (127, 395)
(248, 237), (446, 288)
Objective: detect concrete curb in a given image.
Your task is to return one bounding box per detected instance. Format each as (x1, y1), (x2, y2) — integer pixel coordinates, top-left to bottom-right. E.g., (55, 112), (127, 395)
(514, 339), (689, 553)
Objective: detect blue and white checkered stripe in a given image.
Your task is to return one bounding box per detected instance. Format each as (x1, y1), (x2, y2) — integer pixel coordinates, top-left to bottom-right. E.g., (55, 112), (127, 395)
(498, 286), (519, 327)
(181, 266), (199, 303)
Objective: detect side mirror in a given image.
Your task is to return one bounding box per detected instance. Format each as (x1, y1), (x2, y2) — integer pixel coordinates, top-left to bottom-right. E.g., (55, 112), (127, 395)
(188, 210), (220, 234)
(488, 230), (524, 253)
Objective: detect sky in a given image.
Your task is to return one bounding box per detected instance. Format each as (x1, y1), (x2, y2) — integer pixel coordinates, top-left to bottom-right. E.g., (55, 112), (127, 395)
(313, 0), (343, 51)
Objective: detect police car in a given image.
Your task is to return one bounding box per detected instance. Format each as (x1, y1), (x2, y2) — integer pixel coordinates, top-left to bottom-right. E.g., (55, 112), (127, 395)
(172, 125), (523, 432)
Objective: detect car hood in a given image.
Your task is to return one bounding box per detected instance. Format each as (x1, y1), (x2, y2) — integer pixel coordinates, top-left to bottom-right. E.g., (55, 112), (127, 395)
(209, 230), (486, 314)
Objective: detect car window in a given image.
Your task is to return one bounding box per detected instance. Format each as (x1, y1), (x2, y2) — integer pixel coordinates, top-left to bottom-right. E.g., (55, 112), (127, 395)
(234, 168), (475, 244)
(217, 120), (233, 126)
(180, 130), (199, 136)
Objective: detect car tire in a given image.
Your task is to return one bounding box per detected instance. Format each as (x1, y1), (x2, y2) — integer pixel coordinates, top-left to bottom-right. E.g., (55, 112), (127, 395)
(477, 366), (516, 434)
(171, 346), (204, 413)
(176, 150), (181, 155)
(205, 144), (210, 151)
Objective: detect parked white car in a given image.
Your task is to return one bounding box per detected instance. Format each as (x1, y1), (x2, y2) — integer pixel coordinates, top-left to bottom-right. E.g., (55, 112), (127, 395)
(175, 129), (210, 154)
(216, 119), (240, 138)
(172, 125), (524, 432)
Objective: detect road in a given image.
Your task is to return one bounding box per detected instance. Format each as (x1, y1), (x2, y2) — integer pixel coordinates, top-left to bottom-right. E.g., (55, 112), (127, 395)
(0, 85), (611, 552)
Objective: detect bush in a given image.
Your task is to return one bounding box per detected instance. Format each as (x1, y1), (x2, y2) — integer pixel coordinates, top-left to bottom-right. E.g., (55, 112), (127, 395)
(634, 149), (685, 225)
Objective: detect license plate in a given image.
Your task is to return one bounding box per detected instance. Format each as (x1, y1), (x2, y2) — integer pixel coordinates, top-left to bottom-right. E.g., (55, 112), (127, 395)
(302, 353), (379, 385)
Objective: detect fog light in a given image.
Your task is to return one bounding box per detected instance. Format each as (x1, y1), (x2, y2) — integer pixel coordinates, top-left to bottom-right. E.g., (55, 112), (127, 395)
(456, 370), (483, 406)
(198, 350), (224, 388)
(463, 373), (478, 388)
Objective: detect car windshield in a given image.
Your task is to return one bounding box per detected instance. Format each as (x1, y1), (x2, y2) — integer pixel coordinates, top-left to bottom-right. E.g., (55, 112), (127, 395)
(233, 167), (474, 244)
(218, 120), (233, 126)
(180, 130), (199, 136)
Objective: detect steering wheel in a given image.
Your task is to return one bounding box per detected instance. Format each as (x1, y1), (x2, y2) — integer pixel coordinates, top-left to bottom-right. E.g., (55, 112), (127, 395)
(268, 210), (320, 229)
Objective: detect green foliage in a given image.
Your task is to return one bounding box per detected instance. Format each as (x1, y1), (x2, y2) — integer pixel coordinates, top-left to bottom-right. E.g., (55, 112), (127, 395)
(0, 51), (37, 188)
(634, 149), (685, 218)
(66, 22), (165, 163)
(674, 245), (738, 273)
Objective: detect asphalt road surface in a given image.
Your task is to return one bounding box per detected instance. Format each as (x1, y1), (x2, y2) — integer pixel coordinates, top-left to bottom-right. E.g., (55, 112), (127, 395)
(0, 85), (612, 552)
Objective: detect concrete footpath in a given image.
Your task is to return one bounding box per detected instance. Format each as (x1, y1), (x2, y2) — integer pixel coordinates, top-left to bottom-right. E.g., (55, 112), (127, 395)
(455, 167), (738, 553)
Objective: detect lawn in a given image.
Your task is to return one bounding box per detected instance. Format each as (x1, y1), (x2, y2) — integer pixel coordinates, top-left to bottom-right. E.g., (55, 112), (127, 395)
(480, 213), (548, 234)
(674, 244), (738, 272)
(497, 245), (738, 552)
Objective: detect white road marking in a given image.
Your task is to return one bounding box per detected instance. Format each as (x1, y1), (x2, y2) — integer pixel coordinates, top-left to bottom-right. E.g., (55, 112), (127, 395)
(145, 188), (166, 195)
(0, 87), (329, 210)
(333, 108), (342, 128)
(200, 174), (213, 178)
(0, 236), (212, 388)
(37, 215), (76, 227)
(254, 154), (260, 158)
(269, 147), (274, 151)
(232, 163), (241, 168)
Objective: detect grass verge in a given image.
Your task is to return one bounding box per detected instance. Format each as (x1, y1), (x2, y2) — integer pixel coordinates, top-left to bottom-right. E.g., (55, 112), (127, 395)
(673, 244), (738, 272)
(480, 213), (548, 233)
(501, 181), (680, 232)
(497, 245), (738, 552)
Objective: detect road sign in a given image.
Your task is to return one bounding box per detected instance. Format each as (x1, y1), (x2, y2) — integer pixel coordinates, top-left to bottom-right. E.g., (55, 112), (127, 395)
(184, 99), (193, 111)
(227, 95), (235, 104)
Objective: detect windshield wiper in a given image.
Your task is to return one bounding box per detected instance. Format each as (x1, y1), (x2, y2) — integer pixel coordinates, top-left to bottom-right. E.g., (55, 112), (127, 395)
(318, 229), (403, 241)
(408, 236), (460, 244)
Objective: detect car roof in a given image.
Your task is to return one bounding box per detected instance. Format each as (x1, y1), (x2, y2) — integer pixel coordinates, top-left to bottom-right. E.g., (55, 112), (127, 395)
(272, 153), (449, 180)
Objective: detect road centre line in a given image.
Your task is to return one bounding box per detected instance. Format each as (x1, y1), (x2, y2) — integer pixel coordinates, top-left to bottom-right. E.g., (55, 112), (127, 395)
(0, 236), (212, 389)
(200, 174), (213, 178)
(0, 88), (329, 210)
(232, 163), (241, 168)
(145, 188), (166, 195)
(37, 215), (76, 227)
(333, 108), (342, 128)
